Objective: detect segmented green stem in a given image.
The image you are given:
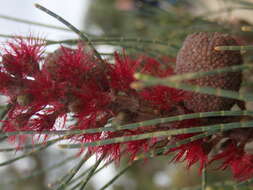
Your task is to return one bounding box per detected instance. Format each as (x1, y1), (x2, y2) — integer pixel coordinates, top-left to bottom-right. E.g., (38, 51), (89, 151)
(99, 162), (137, 190)
(153, 131), (217, 157)
(134, 73), (253, 102)
(59, 120), (253, 148)
(126, 132), (217, 168)
(0, 14), (71, 32)
(0, 143), (45, 152)
(78, 157), (103, 190)
(1, 110), (252, 137)
(236, 177), (253, 187)
(0, 136), (66, 152)
(54, 153), (91, 190)
(68, 160), (113, 190)
(1, 155), (76, 185)
(47, 37), (171, 46)
(105, 42), (166, 57)
(35, 4), (105, 65)
(0, 139), (56, 167)
(0, 33), (175, 47)
(202, 165), (207, 190)
(0, 104), (11, 120)
(215, 45), (253, 51)
(154, 64), (252, 82)
(0, 104), (12, 141)
(67, 168), (93, 190)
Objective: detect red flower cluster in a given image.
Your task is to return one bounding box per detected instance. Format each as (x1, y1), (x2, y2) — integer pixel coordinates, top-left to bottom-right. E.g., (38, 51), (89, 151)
(0, 37), (252, 181)
(211, 140), (253, 181)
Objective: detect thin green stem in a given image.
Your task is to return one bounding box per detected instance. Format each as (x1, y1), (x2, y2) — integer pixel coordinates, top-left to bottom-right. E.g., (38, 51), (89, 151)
(236, 177), (253, 187)
(68, 160), (114, 190)
(54, 153), (91, 190)
(153, 64), (252, 83)
(35, 4), (105, 65)
(1, 110), (252, 137)
(0, 104), (11, 120)
(78, 156), (103, 190)
(0, 139), (56, 167)
(145, 130), (217, 158)
(0, 33), (175, 47)
(202, 165), (207, 190)
(47, 37), (171, 46)
(0, 104), (12, 142)
(59, 120), (253, 148)
(0, 136), (65, 152)
(215, 45), (253, 51)
(99, 162), (136, 190)
(1, 155), (76, 185)
(0, 14), (72, 32)
(134, 73), (253, 102)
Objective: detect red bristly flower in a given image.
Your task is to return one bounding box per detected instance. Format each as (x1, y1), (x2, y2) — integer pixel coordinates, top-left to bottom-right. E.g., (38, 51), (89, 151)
(140, 86), (186, 111)
(1, 37), (44, 78)
(0, 68), (14, 95)
(139, 56), (186, 111)
(140, 56), (174, 77)
(109, 52), (140, 92)
(169, 134), (208, 172)
(44, 46), (96, 84)
(211, 141), (253, 181)
(5, 37), (253, 182)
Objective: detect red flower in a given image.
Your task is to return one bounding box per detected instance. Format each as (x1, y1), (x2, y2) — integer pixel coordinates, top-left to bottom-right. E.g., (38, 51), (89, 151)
(140, 86), (186, 111)
(43, 46), (96, 86)
(0, 68), (15, 95)
(109, 52), (140, 91)
(138, 56), (186, 111)
(169, 134), (208, 172)
(1, 37), (44, 77)
(70, 82), (111, 114)
(166, 119), (208, 172)
(126, 138), (151, 161)
(2, 37), (232, 179)
(140, 56), (174, 77)
(211, 142), (253, 181)
(28, 111), (62, 132)
(70, 82), (113, 155)
(24, 73), (65, 106)
(2, 105), (39, 144)
(96, 131), (121, 162)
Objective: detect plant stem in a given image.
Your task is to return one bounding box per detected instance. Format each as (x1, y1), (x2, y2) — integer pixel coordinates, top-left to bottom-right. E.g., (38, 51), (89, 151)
(35, 4), (106, 66)
(78, 156), (104, 190)
(202, 164), (207, 190)
(54, 153), (91, 190)
(99, 162), (137, 190)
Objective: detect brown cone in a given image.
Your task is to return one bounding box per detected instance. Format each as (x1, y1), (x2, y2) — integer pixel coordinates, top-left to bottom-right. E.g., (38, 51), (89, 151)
(175, 32), (243, 112)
